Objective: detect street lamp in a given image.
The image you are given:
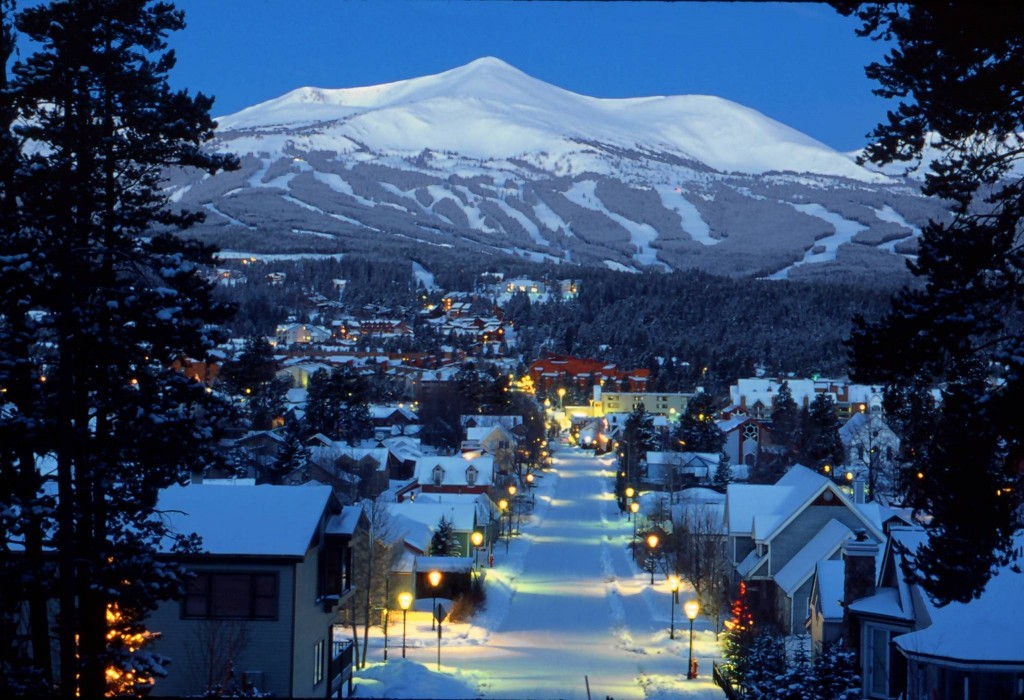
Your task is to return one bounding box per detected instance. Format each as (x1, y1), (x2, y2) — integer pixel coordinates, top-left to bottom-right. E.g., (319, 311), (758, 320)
(398, 592), (412, 659)
(470, 531), (484, 579)
(428, 570), (442, 631)
(625, 486), (635, 520)
(646, 533), (660, 585)
(668, 576), (680, 640)
(630, 501), (640, 558)
(684, 599), (700, 679)
(498, 498), (509, 552)
(558, 387), (566, 408)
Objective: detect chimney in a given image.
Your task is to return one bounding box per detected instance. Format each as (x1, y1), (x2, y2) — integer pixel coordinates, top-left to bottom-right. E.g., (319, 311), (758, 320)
(593, 384), (602, 403)
(854, 478), (866, 504)
(842, 529), (878, 655)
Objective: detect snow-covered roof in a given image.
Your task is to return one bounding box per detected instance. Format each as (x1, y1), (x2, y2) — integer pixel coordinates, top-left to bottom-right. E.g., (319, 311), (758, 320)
(848, 587), (908, 620)
(414, 455), (494, 487)
(736, 548), (768, 578)
(814, 559), (846, 620)
(774, 519), (852, 596)
(727, 484), (787, 535)
(891, 531), (1024, 663)
(158, 483), (334, 558)
(327, 505), (364, 536)
(386, 501), (478, 532)
(389, 513), (433, 554)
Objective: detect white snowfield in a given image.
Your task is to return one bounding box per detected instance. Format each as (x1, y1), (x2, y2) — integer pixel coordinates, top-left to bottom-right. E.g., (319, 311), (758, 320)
(355, 446), (725, 699)
(217, 56), (885, 184)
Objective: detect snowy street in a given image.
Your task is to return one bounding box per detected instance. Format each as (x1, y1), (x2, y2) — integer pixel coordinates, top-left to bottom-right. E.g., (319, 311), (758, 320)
(357, 446), (725, 699)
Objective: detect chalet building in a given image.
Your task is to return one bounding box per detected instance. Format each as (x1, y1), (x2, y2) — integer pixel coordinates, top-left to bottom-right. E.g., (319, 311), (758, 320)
(528, 352), (651, 394)
(414, 454), (495, 496)
(725, 465), (885, 633)
(149, 484), (361, 698)
(275, 322), (333, 346)
(728, 378), (888, 421)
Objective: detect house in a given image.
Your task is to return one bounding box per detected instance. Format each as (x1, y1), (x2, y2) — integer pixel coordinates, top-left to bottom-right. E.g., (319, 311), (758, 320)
(148, 484), (360, 698)
(463, 423), (517, 477)
(835, 527), (1024, 699)
(414, 454), (495, 496)
(275, 322), (333, 346)
(725, 465), (885, 633)
(718, 414), (769, 472)
(645, 451), (719, 489)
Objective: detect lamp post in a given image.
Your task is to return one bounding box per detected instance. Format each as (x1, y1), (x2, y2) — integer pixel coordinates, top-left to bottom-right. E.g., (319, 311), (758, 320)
(625, 487), (635, 520)
(684, 599), (700, 679)
(669, 575), (680, 640)
(558, 386), (566, 409)
(630, 501), (640, 559)
(398, 592), (412, 659)
(470, 531), (484, 581)
(646, 533), (660, 585)
(498, 498), (509, 553)
(428, 570), (442, 631)
(508, 485), (518, 535)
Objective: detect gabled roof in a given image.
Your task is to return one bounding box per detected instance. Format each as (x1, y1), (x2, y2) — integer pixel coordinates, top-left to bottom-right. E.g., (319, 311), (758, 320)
(386, 501), (478, 532)
(158, 484), (334, 558)
(737, 548), (769, 578)
(891, 530), (1024, 663)
(774, 519), (852, 596)
(730, 465), (884, 545)
(414, 455), (494, 487)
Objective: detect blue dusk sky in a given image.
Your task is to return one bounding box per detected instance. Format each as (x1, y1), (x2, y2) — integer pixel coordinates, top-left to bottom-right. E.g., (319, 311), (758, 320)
(168, 1), (894, 153)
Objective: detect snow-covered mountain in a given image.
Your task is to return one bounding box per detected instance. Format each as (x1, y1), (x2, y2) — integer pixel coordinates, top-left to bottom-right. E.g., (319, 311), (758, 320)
(167, 57), (947, 280)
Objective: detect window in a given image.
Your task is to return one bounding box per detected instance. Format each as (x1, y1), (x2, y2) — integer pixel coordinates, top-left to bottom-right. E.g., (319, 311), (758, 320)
(465, 465), (478, 486)
(313, 639), (325, 686)
(432, 465), (444, 486)
(183, 572), (278, 620)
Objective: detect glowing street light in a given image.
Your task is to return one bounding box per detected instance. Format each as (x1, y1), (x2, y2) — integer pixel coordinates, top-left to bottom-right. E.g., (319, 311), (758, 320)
(557, 386), (566, 408)
(499, 498), (510, 552)
(428, 570), (442, 631)
(398, 592), (413, 658)
(646, 533), (660, 585)
(470, 531), (484, 577)
(669, 576), (680, 640)
(684, 599), (700, 679)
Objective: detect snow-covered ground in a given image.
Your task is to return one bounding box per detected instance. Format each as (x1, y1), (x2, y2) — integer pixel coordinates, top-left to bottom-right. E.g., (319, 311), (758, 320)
(355, 446), (725, 699)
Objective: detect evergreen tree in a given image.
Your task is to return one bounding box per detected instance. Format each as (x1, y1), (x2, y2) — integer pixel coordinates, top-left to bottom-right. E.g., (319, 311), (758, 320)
(430, 515), (462, 557)
(219, 335), (285, 430)
(0, 1), (238, 695)
(619, 403), (655, 488)
(770, 380), (801, 462)
(837, 2), (1024, 602)
(713, 451), (733, 489)
(720, 582), (757, 688)
(798, 393), (845, 471)
(673, 391), (725, 454)
(811, 642), (861, 700)
(304, 366), (371, 445)
(270, 422), (308, 484)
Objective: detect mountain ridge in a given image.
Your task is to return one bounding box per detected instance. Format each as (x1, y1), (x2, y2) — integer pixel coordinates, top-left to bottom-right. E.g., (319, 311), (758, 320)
(166, 57), (947, 282)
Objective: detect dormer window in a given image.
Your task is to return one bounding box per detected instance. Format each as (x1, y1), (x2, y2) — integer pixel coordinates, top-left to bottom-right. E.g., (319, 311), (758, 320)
(432, 465), (444, 487)
(466, 465), (478, 486)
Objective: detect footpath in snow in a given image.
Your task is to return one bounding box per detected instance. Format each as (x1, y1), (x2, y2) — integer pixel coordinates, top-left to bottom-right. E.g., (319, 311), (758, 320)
(356, 445), (725, 699)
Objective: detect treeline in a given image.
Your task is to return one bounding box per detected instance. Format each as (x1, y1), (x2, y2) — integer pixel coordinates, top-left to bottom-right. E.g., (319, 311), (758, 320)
(215, 252), (899, 391)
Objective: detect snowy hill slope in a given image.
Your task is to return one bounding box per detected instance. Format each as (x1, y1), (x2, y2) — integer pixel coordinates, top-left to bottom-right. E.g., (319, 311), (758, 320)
(168, 57), (948, 280)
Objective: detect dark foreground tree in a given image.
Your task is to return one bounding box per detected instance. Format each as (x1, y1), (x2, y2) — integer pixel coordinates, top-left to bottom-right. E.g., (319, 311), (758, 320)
(837, 1), (1024, 604)
(0, 1), (237, 695)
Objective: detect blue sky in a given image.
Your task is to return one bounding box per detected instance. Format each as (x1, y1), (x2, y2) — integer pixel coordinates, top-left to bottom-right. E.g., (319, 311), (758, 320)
(168, 1), (893, 153)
